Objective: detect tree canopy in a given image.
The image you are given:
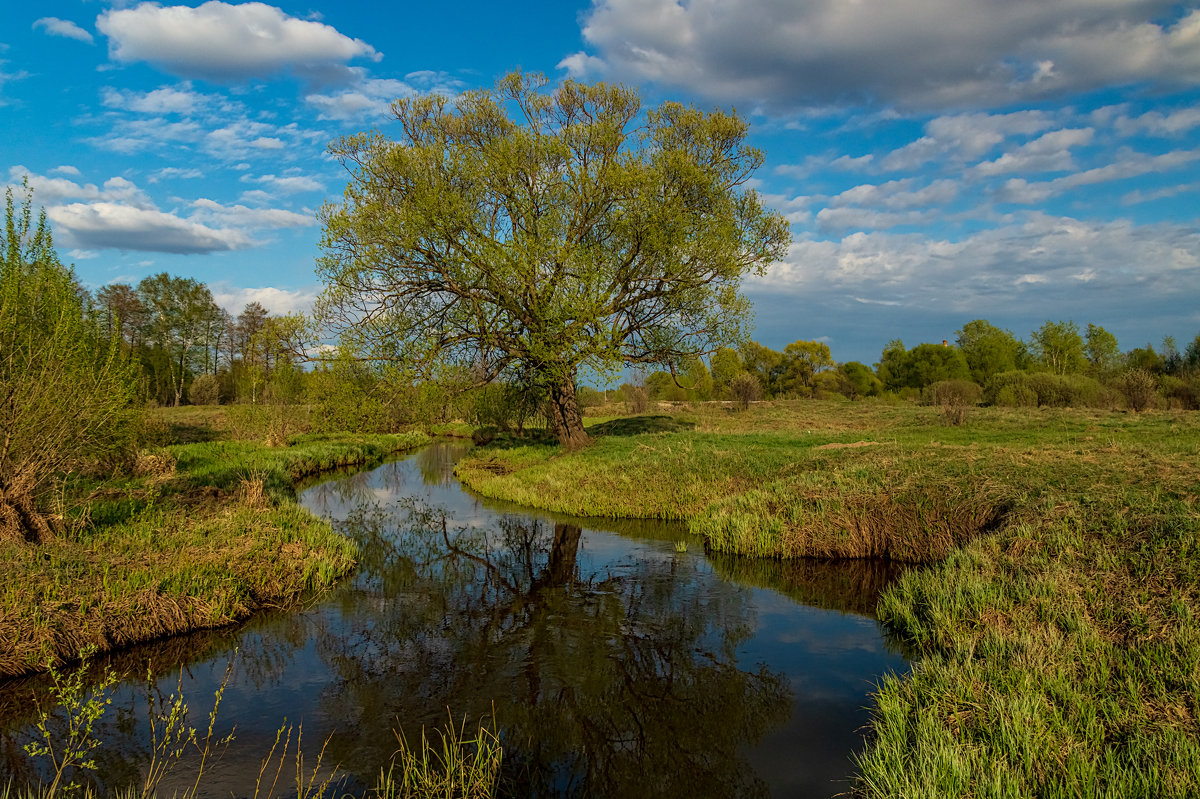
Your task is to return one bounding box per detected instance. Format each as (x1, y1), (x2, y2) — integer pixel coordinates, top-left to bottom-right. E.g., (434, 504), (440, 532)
(316, 72), (789, 447)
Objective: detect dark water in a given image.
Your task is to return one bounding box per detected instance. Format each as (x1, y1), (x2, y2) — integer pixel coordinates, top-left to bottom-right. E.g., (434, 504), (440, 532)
(0, 441), (909, 798)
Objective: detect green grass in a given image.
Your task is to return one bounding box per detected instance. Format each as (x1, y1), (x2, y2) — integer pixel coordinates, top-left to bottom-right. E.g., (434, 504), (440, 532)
(454, 399), (1200, 797)
(1, 419), (429, 679)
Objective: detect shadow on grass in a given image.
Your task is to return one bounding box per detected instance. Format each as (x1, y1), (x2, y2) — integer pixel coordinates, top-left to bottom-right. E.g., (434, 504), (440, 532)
(588, 415), (696, 436)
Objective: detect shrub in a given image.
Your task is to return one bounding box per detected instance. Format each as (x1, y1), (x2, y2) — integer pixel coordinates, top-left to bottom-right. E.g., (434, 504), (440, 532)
(985, 371), (1108, 408)
(188, 373), (221, 405)
(1120, 368), (1158, 412)
(729, 372), (762, 411)
(923, 380), (982, 407)
(625, 385), (649, 414)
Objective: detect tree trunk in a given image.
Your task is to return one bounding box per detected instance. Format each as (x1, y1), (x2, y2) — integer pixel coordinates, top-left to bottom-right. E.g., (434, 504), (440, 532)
(546, 373), (589, 450)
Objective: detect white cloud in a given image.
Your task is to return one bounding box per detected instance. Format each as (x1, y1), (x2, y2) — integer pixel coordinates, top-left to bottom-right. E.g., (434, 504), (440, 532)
(305, 71), (462, 121)
(971, 128), (1095, 176)
(51, 165), (81, 176)
(101, 84), (209, 114)
(1122, 182), (1200, 205)
(830, 179), (959, 211)
(48, 202), (253, 254)
(815, 207), (934, 233)
(148, 167), (203, 183)
(1114, 107), (1200, 137)
(189, 198), (314, 229)
(997, 147), (1200, 203)
(33, 17), (94, 44)
(97, 1), (380, 82)
(753, 213), (1200, 317)
(881, 111), (1056, 171)
(67, 249), (99, 260)
(571, 0), (1200, 110)
(557, 51), (606, 78)
(210, 283), (319, 315)
(7, 167), (154, 209)
(249, 173), (324, 194)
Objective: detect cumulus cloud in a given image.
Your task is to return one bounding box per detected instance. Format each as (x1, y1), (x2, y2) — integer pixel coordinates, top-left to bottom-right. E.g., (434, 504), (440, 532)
(189, 197), (314, 228)
(48, 202), (253, 254)
(971, 128), (1096, 176)
(571, 0), (1200, 111)
(996, 147), (1200, 203)
(1113, 107), (1200, 137)
(96, 1), (380, 82)
(830, 179), (959, 211)
(305, 70), (463, 121)
(210, 283), (319, 315)
(246, 173), (325, 194)
(101, 84), (211, 114)
(880, 111), (1056, 171)
(33, 17), (94, 44)
(752, 213), (1200, 319)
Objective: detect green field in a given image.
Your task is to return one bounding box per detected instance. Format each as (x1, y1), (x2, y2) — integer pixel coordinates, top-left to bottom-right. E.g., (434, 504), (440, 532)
(457, 400), (1200, 797)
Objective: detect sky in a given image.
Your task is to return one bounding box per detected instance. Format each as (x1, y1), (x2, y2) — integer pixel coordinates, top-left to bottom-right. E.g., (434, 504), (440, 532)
(2, 0), (1199, 365)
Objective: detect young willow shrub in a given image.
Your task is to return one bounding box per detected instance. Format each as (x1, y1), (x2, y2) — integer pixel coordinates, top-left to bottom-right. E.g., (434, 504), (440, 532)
(0, 186), (142, 544)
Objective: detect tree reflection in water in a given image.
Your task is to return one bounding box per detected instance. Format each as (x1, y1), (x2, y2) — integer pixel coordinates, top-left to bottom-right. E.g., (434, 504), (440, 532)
(0, 444), (907, 799)
(315, 498), (792, 798)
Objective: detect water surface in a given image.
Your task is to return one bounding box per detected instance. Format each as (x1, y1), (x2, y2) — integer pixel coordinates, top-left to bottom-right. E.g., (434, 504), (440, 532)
(0, 441), (908, 798)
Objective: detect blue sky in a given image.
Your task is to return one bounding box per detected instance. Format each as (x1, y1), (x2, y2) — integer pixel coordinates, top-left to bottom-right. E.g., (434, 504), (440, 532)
(3, 0), (1198, 364)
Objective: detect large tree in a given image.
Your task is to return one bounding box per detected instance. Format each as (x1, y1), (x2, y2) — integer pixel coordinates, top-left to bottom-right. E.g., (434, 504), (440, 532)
(316, 72), (789, 448)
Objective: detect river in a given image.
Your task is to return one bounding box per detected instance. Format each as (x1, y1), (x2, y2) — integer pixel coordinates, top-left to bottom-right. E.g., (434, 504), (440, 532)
(0, 441), (909, 798)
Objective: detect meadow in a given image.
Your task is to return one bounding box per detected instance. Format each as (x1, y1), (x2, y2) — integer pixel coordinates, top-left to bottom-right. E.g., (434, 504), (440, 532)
(457, 399), (1200, 797)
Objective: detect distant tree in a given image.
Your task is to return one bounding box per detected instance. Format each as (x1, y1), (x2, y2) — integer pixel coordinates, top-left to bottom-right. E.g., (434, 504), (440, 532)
(709, 347), (741, 398)
(955, 319), (1021, 384)
(646, 371), (687, 402)
(0, 186), (141, 543)
(1030, 320), (1085, 375)
(1084, 323), (1122, 377)
(836, 361), (881, 400)
(94, 282), (146, 347)
(1184, 334), (1200, 373)
(1160, 336), (1183, 375)
(876, 339), (910, 392)
(740, 341), (785, 398)
(681, 356), (714, 401)
(781, 340), (834, 396)
(315, 72), (789, 449)
(1125, 344), (1162, 373)
(906, 343), (971, 388)
(137, 273), (219, 405)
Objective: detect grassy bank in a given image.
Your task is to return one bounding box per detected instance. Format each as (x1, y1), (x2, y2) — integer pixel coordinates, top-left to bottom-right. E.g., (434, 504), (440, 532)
(456, 401), (1200, 796)
(1, 418), (429, 679)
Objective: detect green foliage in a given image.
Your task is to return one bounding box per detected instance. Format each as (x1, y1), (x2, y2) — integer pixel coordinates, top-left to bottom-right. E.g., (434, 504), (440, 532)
(575, 385), (607, 408)
(1084, 323), (1121, 376)
(780, 340), (834, 396)
(836, 361), (881, 400)
(0, 185), (142, 544)
(1126, 343), (1163, 373)
(1030, 319), (1086, 375)
(188, 374), (221, 406)
(709, 347), (741, 397)
(23, 646), (118, 799)
(739, 341), (785, 397)
(984, 371), (1110, 408)
(729, 372), (761, 410)
(1120, 368), (1158, 411)
(645, 371), (687, 402)
(377, 716), (503, 799)
(316, 71), (789, 447)
(955, 319), (1022, 384)
(879, 340), (971, 391)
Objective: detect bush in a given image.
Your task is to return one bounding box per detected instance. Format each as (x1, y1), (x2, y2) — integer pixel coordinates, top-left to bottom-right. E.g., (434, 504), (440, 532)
(985, 371), (1109, 408)
(923, 380), (982, 407)
(1120, 368), (1158, 412)
(729, 372), (762, 410)
(576, 385), (607, 409)
(188, 373), (221, 405)
(625, 385), (649, 414)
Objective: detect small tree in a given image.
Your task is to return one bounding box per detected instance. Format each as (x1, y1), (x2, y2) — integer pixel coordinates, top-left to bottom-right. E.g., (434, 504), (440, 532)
(0, 186), (141, 544)
(729, 372), (761, 410)
(316, 72), (789, 449)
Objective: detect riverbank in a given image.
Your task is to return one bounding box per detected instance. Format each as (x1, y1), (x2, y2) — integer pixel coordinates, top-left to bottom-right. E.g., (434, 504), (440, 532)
(0, 424), (429, 679)
(456, 401), (1200, 796)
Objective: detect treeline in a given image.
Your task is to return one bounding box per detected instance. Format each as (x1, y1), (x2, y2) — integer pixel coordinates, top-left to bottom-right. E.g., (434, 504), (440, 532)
(611, 320), (1200, 411)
